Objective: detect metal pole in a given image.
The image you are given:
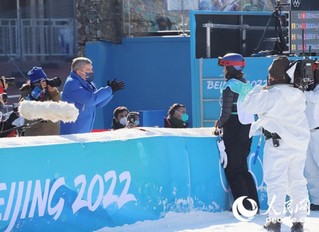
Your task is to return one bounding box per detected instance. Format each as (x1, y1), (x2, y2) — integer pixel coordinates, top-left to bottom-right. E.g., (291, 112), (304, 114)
(16, 0), (23, 60)
(181, 0), (185, 35)
(206, 26), (211, 58)
(48, 0), (52, 60)
(199, 58), (204, 127)
(73, 0), (77, 56)
(240, 15), (246, 55)
(128, 0), (131, 36)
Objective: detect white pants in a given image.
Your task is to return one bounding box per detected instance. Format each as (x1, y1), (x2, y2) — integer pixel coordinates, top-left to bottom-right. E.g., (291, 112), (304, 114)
(305, 129), (319, 205)
(263, 139), (309, 221)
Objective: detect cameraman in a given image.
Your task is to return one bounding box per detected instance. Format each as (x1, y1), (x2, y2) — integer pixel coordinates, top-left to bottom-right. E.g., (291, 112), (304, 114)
(304, 61), (319, 211)
(243, 56), (309, 232)
(19, 66), (60, 136)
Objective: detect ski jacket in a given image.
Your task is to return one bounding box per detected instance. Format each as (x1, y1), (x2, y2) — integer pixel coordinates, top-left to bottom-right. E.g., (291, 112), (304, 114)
(217, 77), (253, 128)
(304, 85), (319, 130)
(60, 71), (113, 135)
(243, 84), (310, 152)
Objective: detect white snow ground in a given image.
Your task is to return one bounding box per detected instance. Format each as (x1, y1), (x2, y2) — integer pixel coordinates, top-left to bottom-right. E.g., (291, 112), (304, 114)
(96, 210), (319, 232)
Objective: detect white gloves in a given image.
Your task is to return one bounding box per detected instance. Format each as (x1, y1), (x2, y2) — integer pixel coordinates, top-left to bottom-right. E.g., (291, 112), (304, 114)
(217, 138), (228, 169)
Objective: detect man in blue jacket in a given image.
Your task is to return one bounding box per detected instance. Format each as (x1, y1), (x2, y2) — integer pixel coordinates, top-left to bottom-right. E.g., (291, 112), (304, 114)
(60, 57), (124, 135)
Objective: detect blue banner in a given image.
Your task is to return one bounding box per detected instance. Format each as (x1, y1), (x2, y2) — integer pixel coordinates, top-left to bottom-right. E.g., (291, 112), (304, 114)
(0, 128), (265, 231)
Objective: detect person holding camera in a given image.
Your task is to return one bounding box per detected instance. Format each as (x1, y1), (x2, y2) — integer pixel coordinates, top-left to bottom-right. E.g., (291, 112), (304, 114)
(214, 53), (259, 213)
(19, 66), (61, 136)
(60, 57), (125, 135)
(126, 111), (139, 128)
(243, 56), (310, 232)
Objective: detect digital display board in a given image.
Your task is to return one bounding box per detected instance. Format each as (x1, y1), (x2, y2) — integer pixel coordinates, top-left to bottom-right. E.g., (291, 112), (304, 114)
(290, 11), (319, 55)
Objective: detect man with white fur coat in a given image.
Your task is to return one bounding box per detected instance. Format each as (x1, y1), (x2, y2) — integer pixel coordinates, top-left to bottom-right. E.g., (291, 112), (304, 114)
(243, 56), (310, 232)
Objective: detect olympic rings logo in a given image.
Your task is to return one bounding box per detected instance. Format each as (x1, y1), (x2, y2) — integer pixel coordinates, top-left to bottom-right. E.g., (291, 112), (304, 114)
(292, 0), (301, 8)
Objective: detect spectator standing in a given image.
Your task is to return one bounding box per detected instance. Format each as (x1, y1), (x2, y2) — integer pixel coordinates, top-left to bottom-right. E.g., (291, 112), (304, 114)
(19, 67), (60, 136)
(156, 15), (172, 31)
(60, 57), (124, 135)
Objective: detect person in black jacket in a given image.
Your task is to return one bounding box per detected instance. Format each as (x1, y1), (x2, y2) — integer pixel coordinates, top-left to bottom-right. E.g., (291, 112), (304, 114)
(112, 106), (129, 130)
(164, 103), (188, 128)
(214, 53), (259, 211)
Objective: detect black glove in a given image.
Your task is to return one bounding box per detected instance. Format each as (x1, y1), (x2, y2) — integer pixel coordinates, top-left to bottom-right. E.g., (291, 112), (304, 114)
(6, 111), (19, 125)
(2, 93), (8, 103)
(107, 79), (125, 93)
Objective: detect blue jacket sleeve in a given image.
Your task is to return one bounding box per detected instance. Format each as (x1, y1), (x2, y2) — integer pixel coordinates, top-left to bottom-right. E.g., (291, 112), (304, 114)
(63, 79), (113, 107)
(96, 93), (113, 108)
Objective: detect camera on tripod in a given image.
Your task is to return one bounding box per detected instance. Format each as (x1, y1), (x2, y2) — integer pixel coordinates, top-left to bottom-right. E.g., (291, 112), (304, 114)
(275, 0), (282, 10)
(274, 0), (291, 11)
(46, 77), (62, 87)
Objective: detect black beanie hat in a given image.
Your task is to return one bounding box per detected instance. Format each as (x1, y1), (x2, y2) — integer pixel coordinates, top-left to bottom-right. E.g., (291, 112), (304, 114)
(268, 56), (290, 79)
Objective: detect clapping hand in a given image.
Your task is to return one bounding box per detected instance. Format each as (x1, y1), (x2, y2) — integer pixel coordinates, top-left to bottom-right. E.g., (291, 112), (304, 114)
(107, 79), (125, 93)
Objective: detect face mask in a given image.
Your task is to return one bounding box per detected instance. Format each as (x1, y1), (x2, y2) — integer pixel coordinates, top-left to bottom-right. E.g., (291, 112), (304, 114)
(119, 117), (127, 126)
(85, 72), (94, 82)
(134, 120), (139, 126)
(181, 113), (189, 122)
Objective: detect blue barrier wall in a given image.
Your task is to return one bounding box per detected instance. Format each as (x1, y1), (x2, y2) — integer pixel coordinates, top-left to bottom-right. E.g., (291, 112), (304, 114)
(0, 128), (265, 231)
(85, 37), (192, 130)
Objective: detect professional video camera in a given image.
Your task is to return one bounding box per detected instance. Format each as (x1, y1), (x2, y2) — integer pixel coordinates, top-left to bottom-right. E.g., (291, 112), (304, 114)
(287, 58), (316, 91)
(46, 76), (62, 87)
(274, 0), (291, 11)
